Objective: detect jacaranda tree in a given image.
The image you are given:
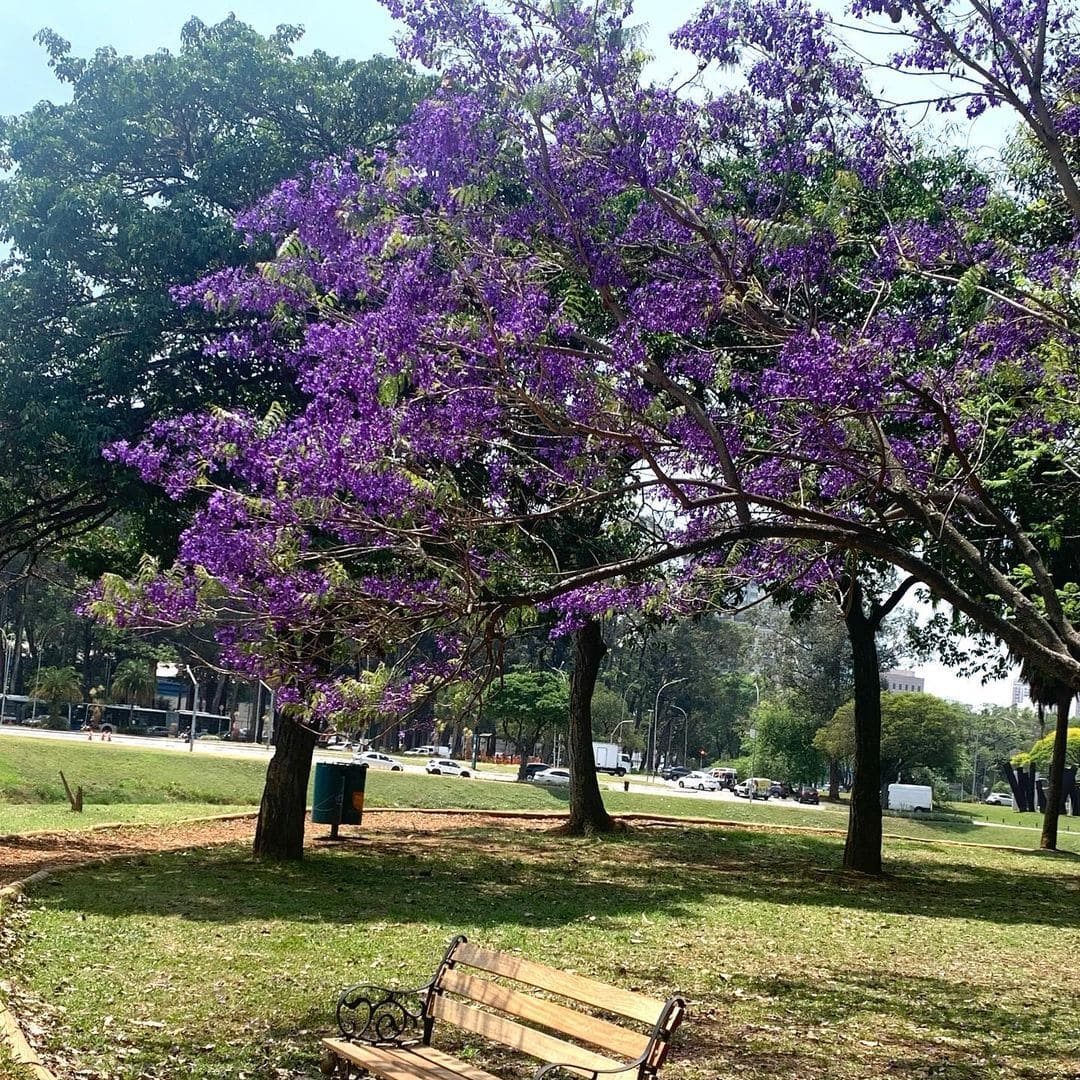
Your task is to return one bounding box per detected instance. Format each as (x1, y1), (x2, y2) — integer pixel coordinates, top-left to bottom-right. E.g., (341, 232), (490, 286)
(96, 0), (1080, 863)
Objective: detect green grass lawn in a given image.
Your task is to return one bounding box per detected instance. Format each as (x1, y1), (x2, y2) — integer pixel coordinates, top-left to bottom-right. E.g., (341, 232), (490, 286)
(7, 824), (1080, 1080)
(0, 802), (254, 835)
(3, 736), (1078, 853)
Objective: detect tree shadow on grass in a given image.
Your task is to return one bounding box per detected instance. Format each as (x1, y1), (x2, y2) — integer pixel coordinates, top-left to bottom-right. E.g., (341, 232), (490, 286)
(27, 821), (1080, 931)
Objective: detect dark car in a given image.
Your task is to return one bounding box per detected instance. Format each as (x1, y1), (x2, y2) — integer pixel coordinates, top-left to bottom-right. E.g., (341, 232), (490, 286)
(522, 762), (554, 781)
(795, 787), (820, 804)
(661, 766), (693, 781)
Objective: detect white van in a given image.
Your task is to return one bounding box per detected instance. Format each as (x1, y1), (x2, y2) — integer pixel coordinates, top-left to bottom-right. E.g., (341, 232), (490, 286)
(887, 783), (933, 813)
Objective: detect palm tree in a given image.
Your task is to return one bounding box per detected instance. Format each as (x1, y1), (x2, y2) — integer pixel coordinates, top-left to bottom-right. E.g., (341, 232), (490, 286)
(110, 659), (158, 725)
(30, 665), (82, 723)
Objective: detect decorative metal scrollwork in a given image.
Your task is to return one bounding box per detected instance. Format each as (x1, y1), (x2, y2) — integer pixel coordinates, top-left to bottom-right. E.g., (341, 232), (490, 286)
(336, 982), (430, 1043)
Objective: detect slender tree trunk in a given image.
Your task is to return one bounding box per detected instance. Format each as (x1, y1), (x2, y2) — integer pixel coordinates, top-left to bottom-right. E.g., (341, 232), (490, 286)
(828, 758), (840, 801)
(1040, 687), (1072, 850)
(253, 717), (317, 860)
(842, 581), (883, 876)
(567, 620), (615, 834)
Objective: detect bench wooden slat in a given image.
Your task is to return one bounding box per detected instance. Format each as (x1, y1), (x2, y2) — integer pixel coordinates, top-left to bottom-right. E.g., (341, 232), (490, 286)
(438, 967), (649, 1060)
(431, 995), (625, 1075)
(321, 1038), (500, 1080)
(451, 941), (664, 1026)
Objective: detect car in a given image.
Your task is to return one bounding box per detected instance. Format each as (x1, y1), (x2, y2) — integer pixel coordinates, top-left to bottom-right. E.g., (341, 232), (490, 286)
(768, 781), (792, 799)
(985, 792), (1014, 807)
(352, 750), (403, 771)
(660, 766), (693, 781)
(323, 734), (350, 749)
(426, 758), (471, 777)
(795, 786), (820, 804)
(670, 771), (720, 791)
(522, 762), (554, 781)
(530, 767), (570, 785)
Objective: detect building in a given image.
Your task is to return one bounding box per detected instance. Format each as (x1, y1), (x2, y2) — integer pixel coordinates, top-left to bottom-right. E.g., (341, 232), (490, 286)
(884, 669), (925, 693)
(1011, 680), (1029, 707)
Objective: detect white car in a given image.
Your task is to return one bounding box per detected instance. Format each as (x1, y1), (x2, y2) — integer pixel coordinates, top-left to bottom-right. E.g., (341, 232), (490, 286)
(426, 758), (472, 777)
(352, 751), (403, 771)
(669, 771), (720, 791)
(985, 792), (1014, 807)
(530, 767), (570, 786)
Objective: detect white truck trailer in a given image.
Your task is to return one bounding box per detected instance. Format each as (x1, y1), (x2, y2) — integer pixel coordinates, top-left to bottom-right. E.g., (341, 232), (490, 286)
(592, 742), (631, 776)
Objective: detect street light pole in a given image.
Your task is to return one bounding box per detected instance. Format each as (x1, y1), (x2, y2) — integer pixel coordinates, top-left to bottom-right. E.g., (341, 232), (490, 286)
(651, 677), (687, 776)
(0, 632), (16, 723)
(185, 665), (199, 753)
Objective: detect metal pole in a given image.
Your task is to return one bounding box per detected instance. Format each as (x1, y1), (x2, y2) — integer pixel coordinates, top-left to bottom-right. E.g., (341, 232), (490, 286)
(30, 625), (58, 725)
(0, 633), (14, 723)
(185, 666), (198, 752)
(651, 677), (687, 776)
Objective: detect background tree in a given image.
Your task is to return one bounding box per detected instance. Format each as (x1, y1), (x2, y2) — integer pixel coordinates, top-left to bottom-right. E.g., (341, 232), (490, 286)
(29, 665), (81, 722)
(0, 16), (428, 570)
(483, 671), (569, 781)
(822, 691), (964, 797)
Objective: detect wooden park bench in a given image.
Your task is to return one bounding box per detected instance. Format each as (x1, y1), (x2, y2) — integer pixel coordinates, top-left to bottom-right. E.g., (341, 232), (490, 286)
(320, 935), (686, 1080)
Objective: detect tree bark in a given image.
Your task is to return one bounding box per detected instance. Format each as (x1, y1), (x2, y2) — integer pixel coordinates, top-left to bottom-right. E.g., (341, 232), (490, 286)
(828, 757), (840, 801)
(842, 580), (883, 876)
(253, 717), (317, 860)
(1040, 686), (1072, 850)
(567, 620), (615, 834)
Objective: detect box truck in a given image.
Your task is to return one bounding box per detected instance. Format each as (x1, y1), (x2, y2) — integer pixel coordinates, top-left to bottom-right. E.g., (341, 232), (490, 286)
(592, 742), (631, 776)
(887, 783), (933, 813)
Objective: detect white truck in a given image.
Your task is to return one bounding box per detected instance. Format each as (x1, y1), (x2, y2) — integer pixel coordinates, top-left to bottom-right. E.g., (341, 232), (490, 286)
(887, 783), (933, 813)
(592, 742), (631, 776)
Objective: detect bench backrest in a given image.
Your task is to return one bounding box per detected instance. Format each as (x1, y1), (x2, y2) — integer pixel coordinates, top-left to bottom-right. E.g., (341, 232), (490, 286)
(427, 938), (684, 1079)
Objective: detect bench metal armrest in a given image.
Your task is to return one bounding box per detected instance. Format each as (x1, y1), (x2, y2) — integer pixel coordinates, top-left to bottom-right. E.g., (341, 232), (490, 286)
(336, 981), (432, 1043)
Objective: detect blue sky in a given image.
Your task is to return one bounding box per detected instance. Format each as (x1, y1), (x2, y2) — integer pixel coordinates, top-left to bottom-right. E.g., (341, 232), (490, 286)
(0, 0), (1021, 704)
(0, 0), (706, 116)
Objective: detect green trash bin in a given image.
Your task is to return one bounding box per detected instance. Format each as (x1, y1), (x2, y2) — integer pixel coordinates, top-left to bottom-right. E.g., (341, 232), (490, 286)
(312, 761), (369, 837)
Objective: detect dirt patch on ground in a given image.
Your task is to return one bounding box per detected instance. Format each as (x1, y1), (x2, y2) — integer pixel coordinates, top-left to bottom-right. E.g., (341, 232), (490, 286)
(0, 815), (259, 888)
(0, 809), (571, 888)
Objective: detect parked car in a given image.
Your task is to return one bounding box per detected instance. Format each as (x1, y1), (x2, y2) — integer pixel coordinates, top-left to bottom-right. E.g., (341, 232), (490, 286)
(530, 767), (570, 786)
(426, 758), (471, 777)
(352, 750), (403, 771)
(795, 787), (820, 804)
(323, 734), (350, 749)
(660, 766), (693, 781)
(985, 791), (1014, 807)
(670, 771), (719, 791)
(522, 762), (554, 781)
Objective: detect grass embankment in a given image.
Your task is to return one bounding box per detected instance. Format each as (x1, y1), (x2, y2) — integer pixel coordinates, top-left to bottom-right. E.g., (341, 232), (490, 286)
(7, 825), (1080, 1080)
(3, 736), (1078, 852)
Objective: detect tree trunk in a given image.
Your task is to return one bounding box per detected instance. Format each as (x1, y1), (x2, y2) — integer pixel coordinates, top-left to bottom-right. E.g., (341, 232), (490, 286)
(253, 717), (317, 860)
(1040, 687), (1072, 850)
(828, 758), (840, 801)
(842, 580), (883, 876)
(567, 620), (615, 835)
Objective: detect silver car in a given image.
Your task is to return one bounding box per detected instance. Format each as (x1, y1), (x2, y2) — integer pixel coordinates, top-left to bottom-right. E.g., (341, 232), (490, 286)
(352, 750), (403, 771)
(670, 771), (720, 791)
(426, 758), (472, 777)
(530, 767), (570, 786)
